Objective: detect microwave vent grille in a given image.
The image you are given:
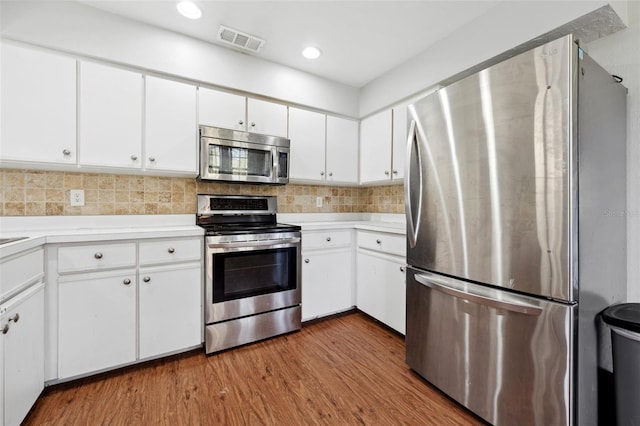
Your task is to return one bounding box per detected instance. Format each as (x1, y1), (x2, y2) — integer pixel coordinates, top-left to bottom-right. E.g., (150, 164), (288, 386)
(218, 25), (265, 53)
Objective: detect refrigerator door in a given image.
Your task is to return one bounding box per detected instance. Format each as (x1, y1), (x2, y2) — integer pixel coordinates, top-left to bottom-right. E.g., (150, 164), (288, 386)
(406, 267), (575, 425)
(406, 36), (575, 302)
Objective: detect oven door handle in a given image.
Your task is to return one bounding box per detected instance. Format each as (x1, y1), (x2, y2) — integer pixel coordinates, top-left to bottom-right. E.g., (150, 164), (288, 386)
(207, 238), (300, 251)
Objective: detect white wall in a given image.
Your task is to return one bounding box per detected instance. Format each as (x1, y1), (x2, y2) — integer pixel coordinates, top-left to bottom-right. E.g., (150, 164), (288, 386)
(0, 1), (359, 117)
(586, 1), (640, 301)
(359, 0), (612, 117)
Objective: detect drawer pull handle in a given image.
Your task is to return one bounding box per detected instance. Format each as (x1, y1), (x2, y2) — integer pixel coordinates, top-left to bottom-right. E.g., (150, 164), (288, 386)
(400, 266), (405, 272)
(384, 170), (390, 176)
(94, 252), (103, 259)
(130, 155), (138, 161)
(326, 237), (331, 242)
(168, 247), (175, 254)
(376, 239), (381, 244)
(143, 276), (151, 283)
(238, 120), (244, 126)
(62, 149), (71, 156)
(304, 259), (310, 264)
(1, 324), (8, 335)
(8, 313), (19, 323)
(149, 156), (156, 163)
(123, 279), (131, 285)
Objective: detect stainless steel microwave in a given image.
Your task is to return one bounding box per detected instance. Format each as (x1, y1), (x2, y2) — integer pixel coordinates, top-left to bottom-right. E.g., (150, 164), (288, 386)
(199, 125), (290, 184)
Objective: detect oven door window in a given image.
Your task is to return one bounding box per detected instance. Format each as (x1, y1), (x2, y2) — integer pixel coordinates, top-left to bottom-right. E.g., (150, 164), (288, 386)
(207, 144), (272, 178)
(212, 247), (297, 303)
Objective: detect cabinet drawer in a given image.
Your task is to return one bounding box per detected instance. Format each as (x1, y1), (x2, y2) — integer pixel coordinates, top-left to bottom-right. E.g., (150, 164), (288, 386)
(0, 247), (44, 302)
(302, 230), (352, 250)
(139, 238), (201, 266)
(58, 243), (136, 273)
(357, 231), (406, 257)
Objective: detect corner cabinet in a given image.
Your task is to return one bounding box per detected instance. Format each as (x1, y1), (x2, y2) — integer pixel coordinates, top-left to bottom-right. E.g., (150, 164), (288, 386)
(356, 230), (406, 334)
(289, 107), (358, 184)
(359, 104), (408, 185)
(0, 43), (77, 166)
(301, 229), (354, 321)
(49, 237), (202, 381)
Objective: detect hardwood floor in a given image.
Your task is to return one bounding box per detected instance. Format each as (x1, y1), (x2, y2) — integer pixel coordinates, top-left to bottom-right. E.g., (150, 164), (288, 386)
(25, 312), (484, 425)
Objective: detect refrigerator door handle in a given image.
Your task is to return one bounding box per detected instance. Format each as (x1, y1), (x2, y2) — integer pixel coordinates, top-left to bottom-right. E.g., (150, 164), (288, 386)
(405, 119), (421, 248)
(414, 273), (543, 316)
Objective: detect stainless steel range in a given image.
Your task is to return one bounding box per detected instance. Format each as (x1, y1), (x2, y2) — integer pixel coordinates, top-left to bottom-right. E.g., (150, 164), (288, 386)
(197, 194), (301, 354)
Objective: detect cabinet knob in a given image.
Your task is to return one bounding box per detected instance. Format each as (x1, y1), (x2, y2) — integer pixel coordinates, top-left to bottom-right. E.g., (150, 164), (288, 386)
(94, 252), (103, 259)
(149, 157), (156, 163)
(143, 276), (151, 283)
(326, 237), (331, 242)
(392, 170), (398, 175)
(238, 120), (244, 125)
(62, 149), (71, 156)
(320, 171), (325, 176)
(123, 278), (131, 285)
(130, 155), (138, 161)
(376, 239), (381, 244)
(8, 313), (19, 323)
(304, 259), (310, 264)
(168, 247), (175, 254)
(1, 324), (8, 335)
(328, 172), (333, 177)
(384, 171), (390, 176)
(251, 122), (256, 127)
(400, 266), (405, 272)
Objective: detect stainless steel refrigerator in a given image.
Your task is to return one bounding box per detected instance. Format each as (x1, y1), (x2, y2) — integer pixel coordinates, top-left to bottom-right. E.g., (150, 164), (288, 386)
(404, 34), (627, 426)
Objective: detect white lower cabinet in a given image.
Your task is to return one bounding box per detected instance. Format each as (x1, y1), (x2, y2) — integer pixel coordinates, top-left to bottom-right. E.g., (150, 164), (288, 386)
(51, 236), (203, 381)
(138, 264), (201, 359)
(58, 270), (137, 379)
(301, 230), (354, 321)
(356, 230), (406, 334)
(1, 283), (45, 426)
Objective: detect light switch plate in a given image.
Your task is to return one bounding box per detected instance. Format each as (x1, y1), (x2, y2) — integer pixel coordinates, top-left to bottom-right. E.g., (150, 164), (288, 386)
(316, 197), (323, 207)
(70, 189), (85, 206)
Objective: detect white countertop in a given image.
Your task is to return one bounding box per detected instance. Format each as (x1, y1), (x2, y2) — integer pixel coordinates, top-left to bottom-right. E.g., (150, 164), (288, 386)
(279, 213), (406, 235)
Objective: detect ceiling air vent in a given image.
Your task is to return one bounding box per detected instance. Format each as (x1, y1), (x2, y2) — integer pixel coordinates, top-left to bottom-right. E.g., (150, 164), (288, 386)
(218, 25), (265, 53)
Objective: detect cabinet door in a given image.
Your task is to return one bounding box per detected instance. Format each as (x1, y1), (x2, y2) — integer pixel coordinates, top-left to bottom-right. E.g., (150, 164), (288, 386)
(139, 264), (201, 359)
(58, 270), (136, 378)
(326, 116), (359, 184)
(1, 44), (77, 164)
(289, 107), (326, 181)
(392, 104), (408, 180)
(359, 109), (392, 183)
(145, 76), (197, 174)
(247, 98), (288, 137)
(356, 251), (406, 334)
(302, 249), (353, 321)
(79, 62), (143, 168)
(199, 87), (246, 131)
(2, 284), (44, 426)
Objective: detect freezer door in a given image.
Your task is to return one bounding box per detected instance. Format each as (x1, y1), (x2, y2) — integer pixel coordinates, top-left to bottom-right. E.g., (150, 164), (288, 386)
(406, 267), (575, 425)
(405, 35), (575, 302)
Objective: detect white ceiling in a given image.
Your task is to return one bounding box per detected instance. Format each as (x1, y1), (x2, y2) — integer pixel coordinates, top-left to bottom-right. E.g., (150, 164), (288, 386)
(77, 0), (501, 88)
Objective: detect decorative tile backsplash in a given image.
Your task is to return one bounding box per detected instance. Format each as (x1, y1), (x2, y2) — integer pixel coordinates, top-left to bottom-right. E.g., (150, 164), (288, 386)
(0, 169), (404, 216)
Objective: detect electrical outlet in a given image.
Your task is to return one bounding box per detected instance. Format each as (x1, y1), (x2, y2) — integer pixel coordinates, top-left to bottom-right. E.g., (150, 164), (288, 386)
(316, 197), (323, 208)
(70, 189), (85, 206)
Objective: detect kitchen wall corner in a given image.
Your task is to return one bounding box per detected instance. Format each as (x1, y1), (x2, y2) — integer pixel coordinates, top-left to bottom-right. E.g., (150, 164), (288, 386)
(0, 169), (404, 216)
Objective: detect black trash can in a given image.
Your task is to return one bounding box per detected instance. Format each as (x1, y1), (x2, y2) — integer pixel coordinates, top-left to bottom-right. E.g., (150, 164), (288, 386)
(602, 303), (640, 426)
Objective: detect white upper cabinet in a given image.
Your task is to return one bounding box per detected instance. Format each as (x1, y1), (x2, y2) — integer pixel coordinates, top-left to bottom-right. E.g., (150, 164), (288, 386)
(198, 87), (246, 131)
(145, 76), (197, 175)
(326, 116), (358, 184)
(360, 109), (392, 183)
(1, 43), (76, 165)
(392, 104), (409, 179)
(289, 107), (326, 181)
(79, 61), (143, 169)
(247, 98), (288, 138)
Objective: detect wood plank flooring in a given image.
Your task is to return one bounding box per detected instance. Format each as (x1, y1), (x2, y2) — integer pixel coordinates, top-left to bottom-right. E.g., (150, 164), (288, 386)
(25, 312), (484, 425)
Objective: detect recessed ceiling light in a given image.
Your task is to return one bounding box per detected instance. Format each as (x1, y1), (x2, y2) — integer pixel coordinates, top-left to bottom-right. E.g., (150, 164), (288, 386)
(177, 1), (202, 20)
(302, 46), (321, 60)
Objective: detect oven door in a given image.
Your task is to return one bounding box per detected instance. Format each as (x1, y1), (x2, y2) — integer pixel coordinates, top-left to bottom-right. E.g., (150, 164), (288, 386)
(200, 137), (274, 183)
(205, 234), (301, 323)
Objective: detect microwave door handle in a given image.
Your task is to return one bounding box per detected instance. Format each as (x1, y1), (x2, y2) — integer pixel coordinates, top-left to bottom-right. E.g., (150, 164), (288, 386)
(405, 119), (421, 248)
(414, 273), (543, 316)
